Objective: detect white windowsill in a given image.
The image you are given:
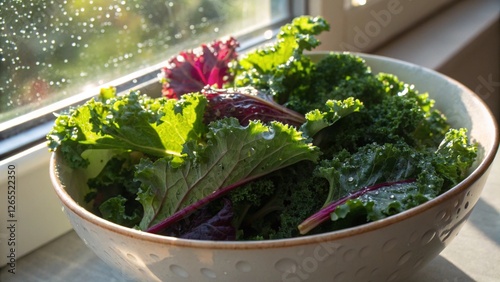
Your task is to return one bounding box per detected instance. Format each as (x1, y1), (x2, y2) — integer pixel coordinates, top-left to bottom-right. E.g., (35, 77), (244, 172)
(374, 0), (498, 71)
(374, 0), (499, 122)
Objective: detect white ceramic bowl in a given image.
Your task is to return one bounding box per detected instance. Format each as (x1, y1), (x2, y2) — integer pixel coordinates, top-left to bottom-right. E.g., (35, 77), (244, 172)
(50, 53), (499, 282)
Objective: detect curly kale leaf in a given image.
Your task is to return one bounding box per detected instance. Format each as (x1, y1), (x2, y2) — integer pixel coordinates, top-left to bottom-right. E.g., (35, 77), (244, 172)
(285, 53), (382, 114)
(99, 195), (143, 228)
(375, 73), (450, 148)
(433, 128), (478, 189)
(47, 90), (208, 168)
(304, 55), (451, 156)
(299, 127), (476, 235)
(301, 97), (364, 138)
(234, 16), (329, 104)
(86, 154), (143, 228)
(226, 161), (329, 240)
(298, 142), (444, 234)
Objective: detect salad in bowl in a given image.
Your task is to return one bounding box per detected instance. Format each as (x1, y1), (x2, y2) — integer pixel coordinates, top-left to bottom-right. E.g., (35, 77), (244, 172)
(47, 16), (496, 281)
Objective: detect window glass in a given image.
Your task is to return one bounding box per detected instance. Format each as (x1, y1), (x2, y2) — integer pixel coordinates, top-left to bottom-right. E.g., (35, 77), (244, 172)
(0, 0), (290, 125)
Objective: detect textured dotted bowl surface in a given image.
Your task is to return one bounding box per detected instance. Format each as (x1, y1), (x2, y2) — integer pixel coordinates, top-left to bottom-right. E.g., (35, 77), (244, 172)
(50, 53), (499, 282)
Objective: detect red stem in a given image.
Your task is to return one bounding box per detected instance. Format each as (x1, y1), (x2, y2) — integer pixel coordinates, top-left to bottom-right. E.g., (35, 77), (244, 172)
(145, 174), (264, 234)
(298, 178), (416, 235)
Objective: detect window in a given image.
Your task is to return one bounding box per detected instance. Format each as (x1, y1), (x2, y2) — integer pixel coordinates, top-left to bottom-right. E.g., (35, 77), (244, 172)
(0, 0), (295, 158)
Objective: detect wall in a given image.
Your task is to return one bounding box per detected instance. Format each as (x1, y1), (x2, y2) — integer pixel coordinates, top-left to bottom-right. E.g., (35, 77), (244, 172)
(438, 19), (500, 123)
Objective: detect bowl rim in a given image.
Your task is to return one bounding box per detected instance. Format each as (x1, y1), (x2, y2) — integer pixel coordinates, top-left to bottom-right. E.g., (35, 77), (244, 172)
(49, 52), (499, 250)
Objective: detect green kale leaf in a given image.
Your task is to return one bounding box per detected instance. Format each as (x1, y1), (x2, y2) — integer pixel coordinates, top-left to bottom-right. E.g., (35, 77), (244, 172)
(304, 56), (451, 156)
(85, 154), (143, 228)
(307, 53), (384, 109)
(298, 142), (444, 234)
(47, 89), (208, 168)
(99, 195), (142, 228)
(301, 97), (364, 138)
(234, 16), (329, 104)
(135, 118), (320, 231)
(433, 128), (478, 189)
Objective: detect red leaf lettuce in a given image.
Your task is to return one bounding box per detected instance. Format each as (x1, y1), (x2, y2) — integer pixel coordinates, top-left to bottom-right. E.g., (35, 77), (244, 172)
(161, 36), (239, 99)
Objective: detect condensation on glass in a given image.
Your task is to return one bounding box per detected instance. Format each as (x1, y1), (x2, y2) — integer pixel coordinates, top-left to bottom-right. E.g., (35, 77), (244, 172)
(0, 0), (289, 123)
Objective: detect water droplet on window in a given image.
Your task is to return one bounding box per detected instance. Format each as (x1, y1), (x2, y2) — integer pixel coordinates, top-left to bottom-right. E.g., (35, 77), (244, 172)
(264, 30), (273, 39)
(2, 0), (291, 120)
